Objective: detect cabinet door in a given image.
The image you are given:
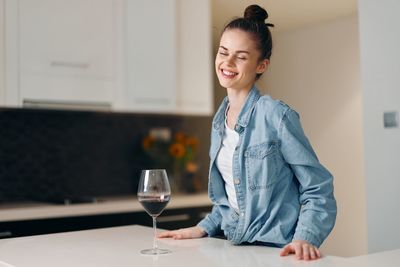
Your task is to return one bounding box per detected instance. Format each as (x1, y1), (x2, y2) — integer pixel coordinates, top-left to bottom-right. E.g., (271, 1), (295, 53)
(176, 0), (213, 115)
(124, 0), (177, 113)
(18, 0), (119, 108)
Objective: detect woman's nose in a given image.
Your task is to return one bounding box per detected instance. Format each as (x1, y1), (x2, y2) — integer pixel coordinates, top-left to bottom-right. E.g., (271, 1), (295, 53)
(225, 55), (235, 66)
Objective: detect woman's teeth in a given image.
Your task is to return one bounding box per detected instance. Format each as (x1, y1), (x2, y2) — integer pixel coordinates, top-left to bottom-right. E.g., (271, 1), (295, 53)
(222, 69), (237, 77)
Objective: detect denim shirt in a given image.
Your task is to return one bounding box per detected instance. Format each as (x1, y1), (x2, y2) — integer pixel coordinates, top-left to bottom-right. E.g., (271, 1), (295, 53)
(198, 86), (337, 247)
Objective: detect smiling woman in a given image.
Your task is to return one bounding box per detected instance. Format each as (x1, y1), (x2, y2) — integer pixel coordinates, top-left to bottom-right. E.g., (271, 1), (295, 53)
(215, 7), (273, 92)
(215, 30), (268, 93)
(158, 4), (337, 261)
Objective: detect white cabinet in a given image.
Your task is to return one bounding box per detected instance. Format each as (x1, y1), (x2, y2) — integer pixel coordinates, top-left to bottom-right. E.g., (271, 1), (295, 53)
(3, 0), (213, 114)
(121, 0), (177, 113)
(5, 0), (121, 110)
(118, 0), (213, 115)
(176, 0), (213, 115)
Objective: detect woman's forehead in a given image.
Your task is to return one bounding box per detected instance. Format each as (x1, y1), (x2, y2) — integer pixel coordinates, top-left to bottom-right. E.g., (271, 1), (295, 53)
(219, 29), (257, 52)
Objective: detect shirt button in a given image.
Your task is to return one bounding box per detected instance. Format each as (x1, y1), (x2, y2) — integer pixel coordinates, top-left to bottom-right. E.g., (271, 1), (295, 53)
(234, 178), (240, 185)
(240, 212), (245, 217)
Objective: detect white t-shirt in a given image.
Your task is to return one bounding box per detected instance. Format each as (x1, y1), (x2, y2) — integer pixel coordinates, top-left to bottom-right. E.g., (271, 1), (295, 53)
(216, 118), (240, 212)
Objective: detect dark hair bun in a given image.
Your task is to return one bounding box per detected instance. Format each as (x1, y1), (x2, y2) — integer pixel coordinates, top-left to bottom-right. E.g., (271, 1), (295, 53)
(244, 4), (268, 22)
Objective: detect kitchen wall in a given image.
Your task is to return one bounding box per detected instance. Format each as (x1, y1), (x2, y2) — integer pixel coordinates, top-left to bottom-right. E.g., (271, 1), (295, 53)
(0, 107), (211, 203)
(358, 0), (400, 254)
(262, 15), (367, 257)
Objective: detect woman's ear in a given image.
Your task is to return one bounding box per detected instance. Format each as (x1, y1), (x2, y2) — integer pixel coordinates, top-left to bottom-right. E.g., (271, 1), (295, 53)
(256, 59), (270, 74)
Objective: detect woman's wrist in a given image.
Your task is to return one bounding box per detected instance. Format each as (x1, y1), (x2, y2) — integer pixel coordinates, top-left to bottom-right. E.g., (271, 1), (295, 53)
(195, 226), (207, 237)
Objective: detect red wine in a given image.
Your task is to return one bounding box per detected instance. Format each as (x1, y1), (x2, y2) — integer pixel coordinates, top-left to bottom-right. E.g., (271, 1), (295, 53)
(138, 195), (170, 217)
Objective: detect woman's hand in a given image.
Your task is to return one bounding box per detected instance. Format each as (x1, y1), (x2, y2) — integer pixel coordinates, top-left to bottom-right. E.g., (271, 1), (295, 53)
(279, 240), (321, 261)
(157, 226), (207, 240)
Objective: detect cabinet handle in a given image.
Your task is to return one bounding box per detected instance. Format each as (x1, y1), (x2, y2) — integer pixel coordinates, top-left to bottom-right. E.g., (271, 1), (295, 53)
(157, 214), (190, 223)
(133, 98), (172, 104)
(23, 99), (111, 111)
(0, 231), (12, 238)
(50, 61), (90, 69)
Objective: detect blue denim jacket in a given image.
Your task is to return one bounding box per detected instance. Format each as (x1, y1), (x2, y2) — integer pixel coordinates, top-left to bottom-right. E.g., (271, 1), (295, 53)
(198, 86), (337, 247)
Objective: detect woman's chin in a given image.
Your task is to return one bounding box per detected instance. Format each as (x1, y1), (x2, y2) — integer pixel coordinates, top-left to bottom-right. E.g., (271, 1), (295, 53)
(217, 78), (235, 89)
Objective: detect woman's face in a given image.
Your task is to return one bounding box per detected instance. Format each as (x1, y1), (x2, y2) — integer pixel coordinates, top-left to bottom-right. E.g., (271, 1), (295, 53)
(215, 29), (268, 91)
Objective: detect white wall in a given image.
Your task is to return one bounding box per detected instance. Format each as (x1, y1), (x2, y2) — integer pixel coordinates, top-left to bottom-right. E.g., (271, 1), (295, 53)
(358, 0), (400, 253)
(263, 15), (367, 257)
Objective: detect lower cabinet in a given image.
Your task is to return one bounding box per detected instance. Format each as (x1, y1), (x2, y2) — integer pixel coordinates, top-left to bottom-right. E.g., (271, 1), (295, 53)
(0, 205), (211, 239)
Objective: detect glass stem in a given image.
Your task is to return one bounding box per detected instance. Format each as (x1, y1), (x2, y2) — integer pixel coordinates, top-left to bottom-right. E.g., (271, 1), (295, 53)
(152, 216), (158, 250)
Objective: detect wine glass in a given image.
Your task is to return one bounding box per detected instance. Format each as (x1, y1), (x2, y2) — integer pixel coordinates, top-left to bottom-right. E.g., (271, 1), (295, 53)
(137, 169), (171, 255)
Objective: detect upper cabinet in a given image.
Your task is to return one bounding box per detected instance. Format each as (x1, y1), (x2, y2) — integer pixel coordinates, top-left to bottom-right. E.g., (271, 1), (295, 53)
(114, 0), (213, 115)
(176, 0), (213, 115)
(3, 0), (213, 115)
(121, 0), (177, 113)
(5, 0), (120, 110)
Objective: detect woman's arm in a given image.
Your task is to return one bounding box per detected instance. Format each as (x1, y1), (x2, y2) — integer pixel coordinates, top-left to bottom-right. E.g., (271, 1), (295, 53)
(158, 226), (207, 239)
(158, 205), (223, 239)
(279, 108), (337, 248)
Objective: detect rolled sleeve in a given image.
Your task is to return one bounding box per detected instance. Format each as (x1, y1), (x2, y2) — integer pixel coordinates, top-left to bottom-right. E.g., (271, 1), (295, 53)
(197, 205), (222, 237)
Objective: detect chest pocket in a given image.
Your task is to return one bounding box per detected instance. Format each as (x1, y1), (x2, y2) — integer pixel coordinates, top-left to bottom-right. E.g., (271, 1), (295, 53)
(244, 141), (280, 190)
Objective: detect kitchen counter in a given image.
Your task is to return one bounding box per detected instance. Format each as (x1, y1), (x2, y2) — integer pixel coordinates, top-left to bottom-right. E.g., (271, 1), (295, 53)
(1, 225), (398, 267)
(0, 225), (343, 267)
(0, 193), (211, 222)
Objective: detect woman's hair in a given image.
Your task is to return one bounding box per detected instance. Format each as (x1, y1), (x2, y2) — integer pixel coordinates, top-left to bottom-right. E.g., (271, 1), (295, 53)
(224, 5), (274, 63)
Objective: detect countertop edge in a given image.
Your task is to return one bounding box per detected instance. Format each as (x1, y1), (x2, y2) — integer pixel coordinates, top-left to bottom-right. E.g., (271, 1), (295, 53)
(0, 193), (211, 222)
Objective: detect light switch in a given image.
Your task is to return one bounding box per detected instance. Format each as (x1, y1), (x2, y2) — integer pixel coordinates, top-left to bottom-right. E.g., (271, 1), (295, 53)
(383, 111), (399, 128)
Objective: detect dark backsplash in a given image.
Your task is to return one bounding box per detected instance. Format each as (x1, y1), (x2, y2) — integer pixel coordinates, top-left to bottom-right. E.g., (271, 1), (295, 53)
(0, 107), (212, 203)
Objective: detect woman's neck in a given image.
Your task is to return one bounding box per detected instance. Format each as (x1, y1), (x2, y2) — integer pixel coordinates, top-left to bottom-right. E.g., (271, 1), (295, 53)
(225, 85), (253, 129)
(226, 85), (252, 111)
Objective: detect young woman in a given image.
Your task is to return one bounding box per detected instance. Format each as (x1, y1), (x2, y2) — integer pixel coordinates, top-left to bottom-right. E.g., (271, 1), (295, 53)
(159, 4), (337, 261)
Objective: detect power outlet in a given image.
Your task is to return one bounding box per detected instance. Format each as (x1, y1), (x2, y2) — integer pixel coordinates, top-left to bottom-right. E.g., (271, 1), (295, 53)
(383, 111), (399, 128)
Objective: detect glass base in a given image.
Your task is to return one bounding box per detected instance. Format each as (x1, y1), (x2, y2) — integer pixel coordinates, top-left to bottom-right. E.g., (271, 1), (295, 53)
(140, 248), (171, 255)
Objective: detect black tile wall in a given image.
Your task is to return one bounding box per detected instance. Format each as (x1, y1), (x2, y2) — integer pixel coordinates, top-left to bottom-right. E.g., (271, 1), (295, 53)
(0, 108), (212, 203)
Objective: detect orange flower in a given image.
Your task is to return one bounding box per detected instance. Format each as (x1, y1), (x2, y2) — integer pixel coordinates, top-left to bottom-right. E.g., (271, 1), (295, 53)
(169, 142), (186, 158)
(185, 161), (198, 172)
(174, 132), (186, 143)
(142, 135), (154, 150)
(185, 137), (199, 151)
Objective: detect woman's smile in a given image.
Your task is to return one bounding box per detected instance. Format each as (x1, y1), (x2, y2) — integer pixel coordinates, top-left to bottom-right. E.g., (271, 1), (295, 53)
(215, 29), (268, 91)
(220, 69), (238, 78)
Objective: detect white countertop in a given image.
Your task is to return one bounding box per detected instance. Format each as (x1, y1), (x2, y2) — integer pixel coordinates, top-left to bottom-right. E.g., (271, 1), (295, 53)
(0, 193), (211, 222)
(0, 225), (347, 267)
(1, 225), (399, 267)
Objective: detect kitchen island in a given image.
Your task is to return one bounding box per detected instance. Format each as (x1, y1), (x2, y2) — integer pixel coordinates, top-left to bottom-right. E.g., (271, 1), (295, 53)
(0, 225), (342, 267)
(1, 225), (399, 267)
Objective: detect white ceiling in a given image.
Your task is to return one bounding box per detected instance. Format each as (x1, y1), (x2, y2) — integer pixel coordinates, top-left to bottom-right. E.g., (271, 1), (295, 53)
(212, 0), (358, 34)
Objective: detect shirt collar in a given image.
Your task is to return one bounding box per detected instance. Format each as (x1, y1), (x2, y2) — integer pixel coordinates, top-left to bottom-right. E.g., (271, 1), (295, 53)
(213, 85), (261, 131)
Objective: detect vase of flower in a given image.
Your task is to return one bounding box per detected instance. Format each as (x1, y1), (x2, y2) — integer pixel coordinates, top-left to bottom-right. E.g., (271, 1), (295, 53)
(141, 130), (199, 193)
